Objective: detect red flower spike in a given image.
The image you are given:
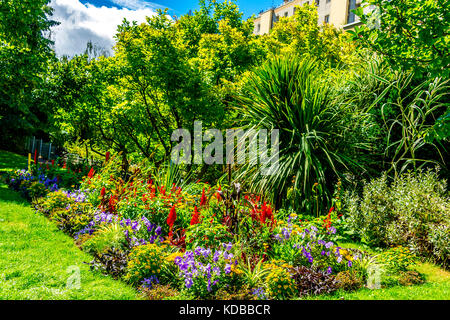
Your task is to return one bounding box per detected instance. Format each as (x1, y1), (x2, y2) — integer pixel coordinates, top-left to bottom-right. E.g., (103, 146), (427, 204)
(167, 205), (177, 228)
(200, 188), (207, 206)
(259, 202), (269, 224)
(101, 187), (106, 197)
(88, 168), (95, 179)
(105, 151), (110, 162)
(190, 206), (200, 225)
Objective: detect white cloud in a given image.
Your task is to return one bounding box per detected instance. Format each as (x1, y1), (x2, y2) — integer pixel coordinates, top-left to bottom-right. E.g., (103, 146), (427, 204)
(49, 0), (158, 57)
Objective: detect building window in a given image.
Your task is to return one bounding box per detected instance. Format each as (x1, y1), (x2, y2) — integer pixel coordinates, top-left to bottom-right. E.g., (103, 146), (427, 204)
(347, 0), (357, 24)
(326, 0), (331, 3)
(284, 11), (289, 17)
(324, 15), (329, 23)
(257, 23), (260, 32)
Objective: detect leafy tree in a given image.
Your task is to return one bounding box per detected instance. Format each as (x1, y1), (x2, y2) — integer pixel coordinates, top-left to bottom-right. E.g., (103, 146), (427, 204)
(261, 3), (358, 68)
(352, 0), (450, 78)
(113, 10), (222, 162)
(0, 0), (58, 150)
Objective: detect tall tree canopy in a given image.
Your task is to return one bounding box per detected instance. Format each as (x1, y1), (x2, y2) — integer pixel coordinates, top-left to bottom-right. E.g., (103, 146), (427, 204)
(0, 0), (58, 150)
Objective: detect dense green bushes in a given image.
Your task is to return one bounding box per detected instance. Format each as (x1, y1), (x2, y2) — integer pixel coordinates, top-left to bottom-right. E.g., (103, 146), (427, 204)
(343, 170), (450, 267)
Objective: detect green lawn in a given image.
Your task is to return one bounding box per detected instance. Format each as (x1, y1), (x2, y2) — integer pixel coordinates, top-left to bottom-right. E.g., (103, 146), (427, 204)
(0, 151), (139, 300)
(306, 262), (450, 300)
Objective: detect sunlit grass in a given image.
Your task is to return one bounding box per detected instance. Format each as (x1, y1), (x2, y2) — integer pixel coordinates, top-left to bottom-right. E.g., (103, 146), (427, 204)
(0, 182), (139, 300)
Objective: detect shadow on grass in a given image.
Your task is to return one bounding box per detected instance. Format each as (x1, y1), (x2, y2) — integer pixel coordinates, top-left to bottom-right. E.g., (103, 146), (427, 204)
(0, 150), (28, 172)
(0, 151), (31, 205)
(0, 183), (29, 206)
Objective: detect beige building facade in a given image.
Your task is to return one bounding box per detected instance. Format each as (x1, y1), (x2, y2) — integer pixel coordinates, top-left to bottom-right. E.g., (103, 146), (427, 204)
(253, 0), (366, 35)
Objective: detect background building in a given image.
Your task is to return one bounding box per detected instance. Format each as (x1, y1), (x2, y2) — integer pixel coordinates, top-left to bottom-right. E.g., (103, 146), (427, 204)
(253, 0), (367, 35)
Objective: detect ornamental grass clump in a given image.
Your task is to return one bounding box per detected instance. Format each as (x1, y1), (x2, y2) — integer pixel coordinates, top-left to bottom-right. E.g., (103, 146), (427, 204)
(234, 56), (366, 214)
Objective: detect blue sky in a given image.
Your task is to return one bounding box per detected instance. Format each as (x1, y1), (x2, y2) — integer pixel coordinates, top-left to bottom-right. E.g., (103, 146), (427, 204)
(50, 0), (279, 57)
(81, 0), (277, 19)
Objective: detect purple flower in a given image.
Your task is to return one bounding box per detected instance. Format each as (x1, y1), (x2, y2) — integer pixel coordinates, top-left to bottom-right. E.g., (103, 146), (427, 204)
(185, 278), (193, 289)
(141, 276), (159, 289)
(326, 267), (332, 274)
(213, 251), (221, 262)
(252, 287), (267, 300)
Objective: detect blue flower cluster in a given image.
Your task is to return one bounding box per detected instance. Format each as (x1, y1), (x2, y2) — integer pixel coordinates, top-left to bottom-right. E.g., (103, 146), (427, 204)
(62, 190), (87, 203)
(8, 169), (59, 195)
(141, 276), (160, 289)
(74, 211), (163, 247)
(121, 216), (163, 246)
(174, 243), (237, 293)
(252, 287), (267, 300)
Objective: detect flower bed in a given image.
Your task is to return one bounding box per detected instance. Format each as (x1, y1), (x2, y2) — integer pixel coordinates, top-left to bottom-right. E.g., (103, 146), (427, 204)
(5, 154), (427, 300)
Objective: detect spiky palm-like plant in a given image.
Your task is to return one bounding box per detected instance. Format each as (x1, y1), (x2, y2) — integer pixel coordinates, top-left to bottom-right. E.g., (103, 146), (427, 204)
(234, 57), (360, 214)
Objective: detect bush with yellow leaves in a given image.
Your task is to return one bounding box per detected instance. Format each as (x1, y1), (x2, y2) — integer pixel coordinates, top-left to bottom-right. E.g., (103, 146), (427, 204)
(265, 266), (296, 300)
(125, 244), (171, 285)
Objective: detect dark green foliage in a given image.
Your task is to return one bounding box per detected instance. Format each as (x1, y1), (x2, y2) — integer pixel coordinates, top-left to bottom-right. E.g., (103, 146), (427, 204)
(0, 0), (58, 151)
(88, 248), (129, 280)
(234, 57), (368, 213)
(352, 0), (450, 79)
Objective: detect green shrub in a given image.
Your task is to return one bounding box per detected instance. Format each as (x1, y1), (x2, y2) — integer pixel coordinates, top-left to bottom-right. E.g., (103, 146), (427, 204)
(343, 169), (450, 267)
(234, 56), (368, 214)
(50, 202), (94, 236)
(33, 191), (72, 216)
